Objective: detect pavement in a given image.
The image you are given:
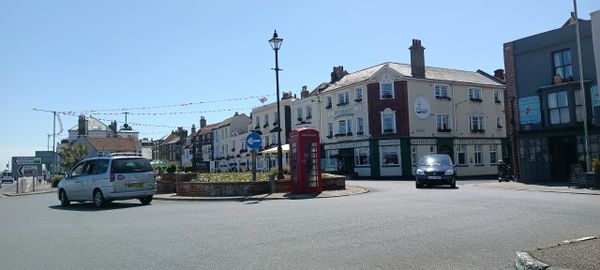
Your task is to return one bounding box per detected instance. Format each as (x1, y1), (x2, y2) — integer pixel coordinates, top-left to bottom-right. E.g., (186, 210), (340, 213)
(2, 179), (56, 197)
(153, 185), (369, 201)
(470, 181), (600, 270)
(469, 181), (600, 196)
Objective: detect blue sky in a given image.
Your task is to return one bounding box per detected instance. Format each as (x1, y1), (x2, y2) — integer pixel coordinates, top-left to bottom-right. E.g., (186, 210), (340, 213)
(0, 0), (599, 169)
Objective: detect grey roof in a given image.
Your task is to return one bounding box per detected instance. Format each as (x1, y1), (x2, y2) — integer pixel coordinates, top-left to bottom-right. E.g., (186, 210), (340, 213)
(217, 113), (249, 128)
(323, 62), (504, 93)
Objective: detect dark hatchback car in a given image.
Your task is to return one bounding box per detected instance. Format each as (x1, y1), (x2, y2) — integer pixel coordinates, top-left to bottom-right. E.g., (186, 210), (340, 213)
(414, 154), (457, 188)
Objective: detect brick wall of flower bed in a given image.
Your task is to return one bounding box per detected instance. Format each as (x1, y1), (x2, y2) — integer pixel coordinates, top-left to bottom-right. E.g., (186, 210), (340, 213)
(157, 173), (198, 194)
(174, 176), (346, 197)
(176, 182), (270, 197)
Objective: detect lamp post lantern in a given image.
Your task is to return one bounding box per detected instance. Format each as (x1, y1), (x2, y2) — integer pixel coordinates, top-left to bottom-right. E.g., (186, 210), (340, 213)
(269, 30), (284, 179)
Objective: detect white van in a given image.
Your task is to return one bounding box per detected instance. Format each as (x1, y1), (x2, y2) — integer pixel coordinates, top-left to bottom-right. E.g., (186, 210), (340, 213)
(1, 171), (14, 183)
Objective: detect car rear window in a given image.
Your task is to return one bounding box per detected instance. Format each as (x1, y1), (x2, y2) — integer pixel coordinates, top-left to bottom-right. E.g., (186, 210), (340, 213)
(112, 158), (153, 173)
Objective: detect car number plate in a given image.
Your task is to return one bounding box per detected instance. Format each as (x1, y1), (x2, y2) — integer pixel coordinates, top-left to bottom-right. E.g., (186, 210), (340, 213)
(127, 183), (144, 188)
(428, 176), (441, 180)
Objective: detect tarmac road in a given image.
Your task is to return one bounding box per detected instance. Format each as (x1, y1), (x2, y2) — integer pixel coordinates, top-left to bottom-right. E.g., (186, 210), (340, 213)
(0, 180), (599, 270)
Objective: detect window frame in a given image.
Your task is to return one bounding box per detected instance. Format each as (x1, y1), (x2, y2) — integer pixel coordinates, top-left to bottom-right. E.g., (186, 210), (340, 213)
(547, 90), (570, 125)
(380, 145), (400, 167)
(474, 145), (483, 166)
(493, 90), (502, 104)
(326, 96), (333, 109)
(469, 88), (483, 102)
(355, 88), (363, 101)
(354, 147), (370, 166)
(553, 49), (573, 79)
(489, 145), (498, 165)
(434, 84), (450, 99)
(470, 115), (486, 132)
(380, 109), (396, 134)
(457, 145), (467, 166)
(436, 113), (452, 132)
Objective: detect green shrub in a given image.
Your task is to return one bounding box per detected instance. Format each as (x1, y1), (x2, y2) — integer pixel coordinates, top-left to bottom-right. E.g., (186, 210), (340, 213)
(166, 164), (177, 173)
(51, 176), (63, 188)
(184, 166), (193, 172)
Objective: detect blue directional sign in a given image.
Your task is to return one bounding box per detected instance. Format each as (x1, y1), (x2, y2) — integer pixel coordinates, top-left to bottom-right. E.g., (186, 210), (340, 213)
(246, 133), (262, 149)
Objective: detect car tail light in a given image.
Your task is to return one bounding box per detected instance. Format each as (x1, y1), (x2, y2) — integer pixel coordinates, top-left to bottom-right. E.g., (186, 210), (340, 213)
(110, 168), (115, 182)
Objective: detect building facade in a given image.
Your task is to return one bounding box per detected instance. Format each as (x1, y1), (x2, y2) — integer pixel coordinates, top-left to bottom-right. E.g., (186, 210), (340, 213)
(212, 113), (251, 172)
(320, 39), (507, 178)
(504, 17), (598, 182)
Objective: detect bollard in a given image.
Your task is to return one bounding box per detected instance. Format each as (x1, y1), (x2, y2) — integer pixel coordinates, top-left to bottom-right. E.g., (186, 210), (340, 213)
(269, 174), (276, 194)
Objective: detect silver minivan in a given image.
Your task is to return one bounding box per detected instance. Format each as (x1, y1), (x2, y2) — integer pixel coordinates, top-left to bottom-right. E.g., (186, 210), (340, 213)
(57, 153), (157, 208)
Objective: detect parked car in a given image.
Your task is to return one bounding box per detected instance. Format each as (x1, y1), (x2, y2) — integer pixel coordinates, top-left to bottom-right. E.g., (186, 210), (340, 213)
(1, 171), (14, 183)
(414, 154), (457, 189)
(57, 153), (157, 208)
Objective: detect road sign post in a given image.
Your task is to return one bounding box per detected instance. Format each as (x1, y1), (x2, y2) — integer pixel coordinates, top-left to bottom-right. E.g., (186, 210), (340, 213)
(12, 156), (42, 193)
(246, 133), (263, 183)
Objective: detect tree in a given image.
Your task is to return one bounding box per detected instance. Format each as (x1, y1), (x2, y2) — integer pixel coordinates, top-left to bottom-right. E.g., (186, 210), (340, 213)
(58, 144), (88, 171)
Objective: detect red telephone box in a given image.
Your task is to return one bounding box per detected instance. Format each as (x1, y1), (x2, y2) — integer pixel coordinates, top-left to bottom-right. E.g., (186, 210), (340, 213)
(289, 128), (322, 193)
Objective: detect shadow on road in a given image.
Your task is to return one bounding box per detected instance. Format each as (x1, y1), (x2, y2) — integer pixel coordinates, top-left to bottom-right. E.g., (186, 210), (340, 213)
(418, 186), (460, 190)
(48, 202), (147, 211)
(283, 193), (320, 200)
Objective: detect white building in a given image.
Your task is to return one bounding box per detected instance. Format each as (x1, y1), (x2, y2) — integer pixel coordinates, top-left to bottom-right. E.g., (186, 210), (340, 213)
(211, 112), (251, 172)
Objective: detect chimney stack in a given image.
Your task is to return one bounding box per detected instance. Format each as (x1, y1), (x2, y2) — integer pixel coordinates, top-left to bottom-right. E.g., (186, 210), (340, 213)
(300, 85), (309, 98)
(409, 39), (425, 78)
(78, 115), (88, 137)
(330, 66), (348, 83)
(200, 116), (207, 128)
(494, 69), (505, 81)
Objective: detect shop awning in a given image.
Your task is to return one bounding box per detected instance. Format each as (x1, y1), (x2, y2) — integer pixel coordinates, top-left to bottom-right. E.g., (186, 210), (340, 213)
(260, 144), (290, 154)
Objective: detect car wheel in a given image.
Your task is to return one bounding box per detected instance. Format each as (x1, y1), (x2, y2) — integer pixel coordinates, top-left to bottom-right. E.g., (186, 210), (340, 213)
(60, 190), (70, 207)
(93, 189), (106, 208)
(139, 196), (153, 205)
(415, 182), (423, 189)
(450, 180), (456, 189)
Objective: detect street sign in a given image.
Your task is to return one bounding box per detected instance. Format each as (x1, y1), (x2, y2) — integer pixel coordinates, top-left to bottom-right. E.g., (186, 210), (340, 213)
(14, 157), (41, 165)
(246, 133), (262, 150)
(19, 166), (38, 177)
(12, 156), (43, 177)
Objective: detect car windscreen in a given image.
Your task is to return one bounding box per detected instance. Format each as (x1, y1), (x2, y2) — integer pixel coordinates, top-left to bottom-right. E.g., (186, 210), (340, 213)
(418, 155), (453, 166)
(112, 158), (153, 173)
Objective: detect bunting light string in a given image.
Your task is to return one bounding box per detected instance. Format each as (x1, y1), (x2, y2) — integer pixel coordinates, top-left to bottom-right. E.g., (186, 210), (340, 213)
(33, 88), (310, 116)
(82, 93), (275, 113)
(89, 107), (253, 116)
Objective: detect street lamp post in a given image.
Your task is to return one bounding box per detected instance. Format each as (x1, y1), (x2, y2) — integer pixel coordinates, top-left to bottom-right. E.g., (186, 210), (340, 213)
(269, 30), (284, 179)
